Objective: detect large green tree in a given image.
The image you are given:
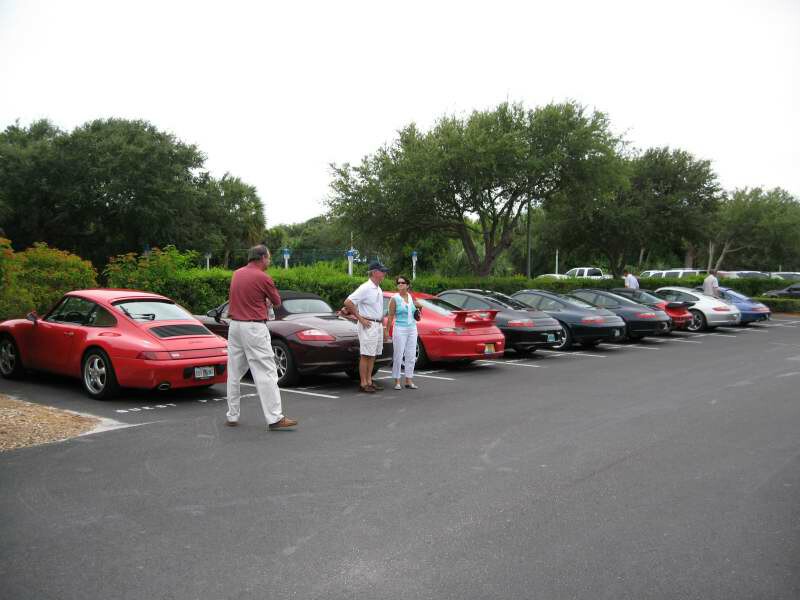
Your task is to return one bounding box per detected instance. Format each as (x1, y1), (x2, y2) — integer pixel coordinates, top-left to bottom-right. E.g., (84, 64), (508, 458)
(0, 119), (266, 268)
(328, 101), (623, 276)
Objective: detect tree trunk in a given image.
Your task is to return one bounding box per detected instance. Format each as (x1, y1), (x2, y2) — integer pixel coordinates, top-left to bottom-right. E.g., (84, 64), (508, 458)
(706, 241), (715, 271)
(714, 240), (732, 271)
(223, 250), (231, 269)
(637, 247), (646, 269)
(684, 243), (696, 268)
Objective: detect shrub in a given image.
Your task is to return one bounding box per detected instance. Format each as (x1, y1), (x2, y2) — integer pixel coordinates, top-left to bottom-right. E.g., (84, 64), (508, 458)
(104, 246), (199, 291)
(11, 243), (97, 315)
(754, 297), (800, 314)
(0, 238), (36, 320)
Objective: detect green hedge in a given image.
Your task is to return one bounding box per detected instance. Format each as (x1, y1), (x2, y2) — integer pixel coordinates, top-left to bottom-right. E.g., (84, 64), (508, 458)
(754, 297), (800, 314)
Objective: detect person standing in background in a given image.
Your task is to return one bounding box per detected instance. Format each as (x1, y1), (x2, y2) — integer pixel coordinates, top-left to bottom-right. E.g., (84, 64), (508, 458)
(225, 245), (297, 430)
(703, 269), (721, 298)
(623, 269), (639, 289)
(386, 275), (423, 390)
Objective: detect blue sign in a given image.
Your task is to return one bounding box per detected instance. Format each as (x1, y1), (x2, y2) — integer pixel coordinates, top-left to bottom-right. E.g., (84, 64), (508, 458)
(282, 247), (291, 258)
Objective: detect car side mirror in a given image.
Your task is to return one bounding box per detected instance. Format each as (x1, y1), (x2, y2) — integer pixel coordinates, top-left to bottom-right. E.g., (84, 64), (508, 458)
(207, 308), (222, 322)
(26, 311), (38, 323)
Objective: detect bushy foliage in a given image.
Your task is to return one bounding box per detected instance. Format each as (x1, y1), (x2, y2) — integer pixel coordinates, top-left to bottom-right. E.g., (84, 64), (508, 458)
(0, 242), (97, 318)
(754, 297), (800, 314)
(104, 246), (200, 292)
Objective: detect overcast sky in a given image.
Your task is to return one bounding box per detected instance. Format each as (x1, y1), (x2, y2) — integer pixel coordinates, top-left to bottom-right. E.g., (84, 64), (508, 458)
(1, 0), (798, 226)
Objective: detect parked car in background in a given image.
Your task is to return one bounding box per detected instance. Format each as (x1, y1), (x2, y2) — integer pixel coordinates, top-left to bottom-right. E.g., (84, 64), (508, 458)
(568, 289), (671, 340)
(537, 273), (568, 280)
(437, 289), (563, 354)
(770, 272), (800, 280)
(564, 267), (611, 279)
(761, 283), (800, 299)
(610, 288), (693, 332)
(380, 291), (505, 367)
(0, 289), (229, 399)
(655, 287), (742, 331)
(718, 270), (769, 279)
(197, 291), (392, 386)
(691, 286), (771, 324)
(511, 289), (625, 350)
(640, 269), (707, 279)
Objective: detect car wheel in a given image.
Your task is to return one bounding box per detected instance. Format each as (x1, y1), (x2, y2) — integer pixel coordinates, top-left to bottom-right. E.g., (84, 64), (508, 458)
(82, 348), (120, 400)
(687, 309), (707, 332)
(345, 363), (381, 380)
(272, 340), (299, 387)
(551, 324), (572, 350)
(415, 339), (430, 369)
(0, 335), (25, 379)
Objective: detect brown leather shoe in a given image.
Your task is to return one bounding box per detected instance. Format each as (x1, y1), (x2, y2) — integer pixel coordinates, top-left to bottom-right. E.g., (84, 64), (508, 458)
(359, 384), (376, 393)
(225, 420), (239, 427)
(370, 381), (384, 391)
(269, 417), (298, 430)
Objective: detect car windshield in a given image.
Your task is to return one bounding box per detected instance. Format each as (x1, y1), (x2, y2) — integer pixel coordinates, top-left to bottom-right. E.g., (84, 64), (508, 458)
(113, 299), (193, 321)
(483, 291), (528, 310)
(411, 297), (459, 315)
(282, 298), (332, 314)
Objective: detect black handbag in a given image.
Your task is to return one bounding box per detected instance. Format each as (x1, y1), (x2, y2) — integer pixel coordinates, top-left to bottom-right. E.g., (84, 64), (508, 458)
(413, 308), (421, 321)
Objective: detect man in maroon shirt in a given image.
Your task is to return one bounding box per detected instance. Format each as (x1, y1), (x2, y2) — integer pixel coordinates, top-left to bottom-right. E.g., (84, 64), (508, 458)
(226, 245), (297, 430)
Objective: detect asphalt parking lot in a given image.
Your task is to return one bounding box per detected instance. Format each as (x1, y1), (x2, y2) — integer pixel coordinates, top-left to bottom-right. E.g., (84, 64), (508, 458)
(1, 318), (799, 599)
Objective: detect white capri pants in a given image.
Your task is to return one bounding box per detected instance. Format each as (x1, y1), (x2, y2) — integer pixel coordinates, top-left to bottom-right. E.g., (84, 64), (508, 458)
(226, 320), (284, 425)
(392, 326), (418, 379)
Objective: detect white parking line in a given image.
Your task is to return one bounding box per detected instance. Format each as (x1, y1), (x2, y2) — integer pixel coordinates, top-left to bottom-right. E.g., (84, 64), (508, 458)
(241, 382), (339, 399)
(661, 338), (702, 344)
(776, 372), (800, 378)
(570, 352), (607, 358)
(603, 343), (660, 351)
(377, 369), (456, 381)
(475, 359), (544, 368)
(708, 333), (737, 338)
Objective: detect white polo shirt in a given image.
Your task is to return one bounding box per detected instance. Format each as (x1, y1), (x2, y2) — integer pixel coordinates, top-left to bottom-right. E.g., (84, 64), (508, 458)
(703, 274), (719, 297)
(624, 274), (639, 289)
(347, 279), (384, 320)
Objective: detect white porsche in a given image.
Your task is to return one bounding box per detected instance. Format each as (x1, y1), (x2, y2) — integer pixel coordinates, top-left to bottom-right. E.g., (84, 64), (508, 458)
(655, 286), (742, 332)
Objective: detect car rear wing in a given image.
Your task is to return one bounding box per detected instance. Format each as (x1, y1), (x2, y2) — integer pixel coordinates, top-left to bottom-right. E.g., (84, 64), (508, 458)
(452, 309), (499, 325)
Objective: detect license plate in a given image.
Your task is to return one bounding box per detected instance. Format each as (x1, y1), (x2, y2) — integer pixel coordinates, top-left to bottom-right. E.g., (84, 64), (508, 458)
(484, 343), (495, 354)
(194, 366), (215, 380)
(613, 329), (620, 336)
(546, 334), (555, 342)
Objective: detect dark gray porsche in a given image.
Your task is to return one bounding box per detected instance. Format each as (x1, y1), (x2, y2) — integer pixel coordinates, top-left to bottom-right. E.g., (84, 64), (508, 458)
(195, 291), (392, 386)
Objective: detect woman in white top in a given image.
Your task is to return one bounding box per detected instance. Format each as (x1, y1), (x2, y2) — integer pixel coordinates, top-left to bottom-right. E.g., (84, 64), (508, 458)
(386, 275), (423, 390)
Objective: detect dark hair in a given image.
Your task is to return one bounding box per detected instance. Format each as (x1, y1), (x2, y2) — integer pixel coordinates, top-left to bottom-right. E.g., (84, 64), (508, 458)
(395, 275), (411, 286)
(247, 245), (270, 262)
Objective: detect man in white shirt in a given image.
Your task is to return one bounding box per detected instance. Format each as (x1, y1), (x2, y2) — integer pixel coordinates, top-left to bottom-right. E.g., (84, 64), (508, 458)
(344, 260), (389, 393)
(703, 270), (721, 297)
(623, 269), (639, 289)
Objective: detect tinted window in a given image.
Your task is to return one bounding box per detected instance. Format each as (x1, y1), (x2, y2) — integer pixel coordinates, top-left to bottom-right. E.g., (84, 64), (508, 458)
(657, 290), (678, 301)
(485, 292), (528, 310)
(565, 269), (577, 277)
(47, 296), (96, 324)
(664, 271), (681, 278)
(537, 297), (564, 311)
(464, 296), (490, 309)
(283, 298), (332, 314)
(632, 290), (663, 304)
(588, 269), (602, 277)
(514, 293), (541, 308)
(569, 291), (596, 305)
(591, 294), (619, 308)
(113, 300), (193, 321)
(439, 293), (466, 308)
(86, 306), (118, 327)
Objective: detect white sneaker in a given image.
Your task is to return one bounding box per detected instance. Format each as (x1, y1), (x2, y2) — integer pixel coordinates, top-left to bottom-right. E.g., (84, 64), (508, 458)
(394, 383), (402, 390)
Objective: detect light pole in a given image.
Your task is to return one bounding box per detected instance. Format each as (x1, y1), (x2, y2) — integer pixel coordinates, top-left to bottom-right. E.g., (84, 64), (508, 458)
(346, 249), (354, 276)
(204, 252), (212, 270)
(411, 250), (418, 280)
(282, 247), (291, 269)
(525, 199), (532, 278)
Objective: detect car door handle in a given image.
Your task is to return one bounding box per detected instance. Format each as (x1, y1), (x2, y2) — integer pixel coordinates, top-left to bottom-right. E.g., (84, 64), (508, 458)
(64, 332), (74, 337)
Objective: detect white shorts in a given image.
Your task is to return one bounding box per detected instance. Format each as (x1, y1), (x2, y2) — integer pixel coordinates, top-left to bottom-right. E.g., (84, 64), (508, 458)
(358, 321), (384, 357)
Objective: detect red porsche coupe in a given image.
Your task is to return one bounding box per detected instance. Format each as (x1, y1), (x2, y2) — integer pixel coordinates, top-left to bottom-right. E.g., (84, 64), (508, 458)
(381, 291), (505, 367)
(0, 289), (228, 399)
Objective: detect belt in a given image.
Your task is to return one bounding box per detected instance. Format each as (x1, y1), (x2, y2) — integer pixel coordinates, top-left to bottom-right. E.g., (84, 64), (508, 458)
(362, 317), (383, 322)
(231, 319), (268, 323)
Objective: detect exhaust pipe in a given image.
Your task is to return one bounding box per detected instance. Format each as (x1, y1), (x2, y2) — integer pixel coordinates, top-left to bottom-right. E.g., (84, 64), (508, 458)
(157, 382), (171, 391)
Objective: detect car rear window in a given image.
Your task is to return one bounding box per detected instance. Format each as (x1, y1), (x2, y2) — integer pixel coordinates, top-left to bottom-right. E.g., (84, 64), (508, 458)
(113, 299), (193, 321)
(282, 298), (332, 314)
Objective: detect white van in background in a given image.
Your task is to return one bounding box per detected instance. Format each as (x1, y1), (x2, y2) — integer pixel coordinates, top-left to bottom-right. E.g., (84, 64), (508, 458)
(640, 269), (707, 279)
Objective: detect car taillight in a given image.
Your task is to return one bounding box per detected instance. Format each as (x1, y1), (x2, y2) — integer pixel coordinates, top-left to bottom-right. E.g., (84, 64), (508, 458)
(636, 312), (657, 319)
(656, 302), (667, 310)
(437, 327), (467, 335)
(137, 351), (172, 360)
(712, 307), (730, 312)
(581, 316), (605, 324)
(507, 320), (534, 327)
(296, 329), (336, 341)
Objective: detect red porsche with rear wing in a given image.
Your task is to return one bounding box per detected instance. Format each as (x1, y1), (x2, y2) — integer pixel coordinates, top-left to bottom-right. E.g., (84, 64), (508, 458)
(381, 291), (505, 366)
(0, 289), (228, 399)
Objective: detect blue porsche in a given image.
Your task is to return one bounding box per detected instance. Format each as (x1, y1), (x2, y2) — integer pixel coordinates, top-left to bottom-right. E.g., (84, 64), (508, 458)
(694, 286), (771, 324)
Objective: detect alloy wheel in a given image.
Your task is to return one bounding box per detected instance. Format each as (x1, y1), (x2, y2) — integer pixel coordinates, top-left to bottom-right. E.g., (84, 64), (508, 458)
(83, 354), (107, 394)
(687, 310), (704, 332)
(273, 345), (288, 381)
(0, 339), (16, 375)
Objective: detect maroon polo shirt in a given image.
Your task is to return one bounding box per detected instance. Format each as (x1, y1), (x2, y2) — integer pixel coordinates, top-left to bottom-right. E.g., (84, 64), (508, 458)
(228, 262), (281, 321)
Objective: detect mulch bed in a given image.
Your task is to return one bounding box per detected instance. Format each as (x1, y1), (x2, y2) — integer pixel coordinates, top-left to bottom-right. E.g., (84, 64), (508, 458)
(0, 395), (99, 452)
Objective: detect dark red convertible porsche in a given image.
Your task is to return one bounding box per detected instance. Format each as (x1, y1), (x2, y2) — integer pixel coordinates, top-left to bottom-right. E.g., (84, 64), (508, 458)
(195, 291), (392, 386)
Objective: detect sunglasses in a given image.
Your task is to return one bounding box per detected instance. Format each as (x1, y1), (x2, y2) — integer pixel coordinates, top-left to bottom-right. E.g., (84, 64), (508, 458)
(396, 281), (408, 285)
